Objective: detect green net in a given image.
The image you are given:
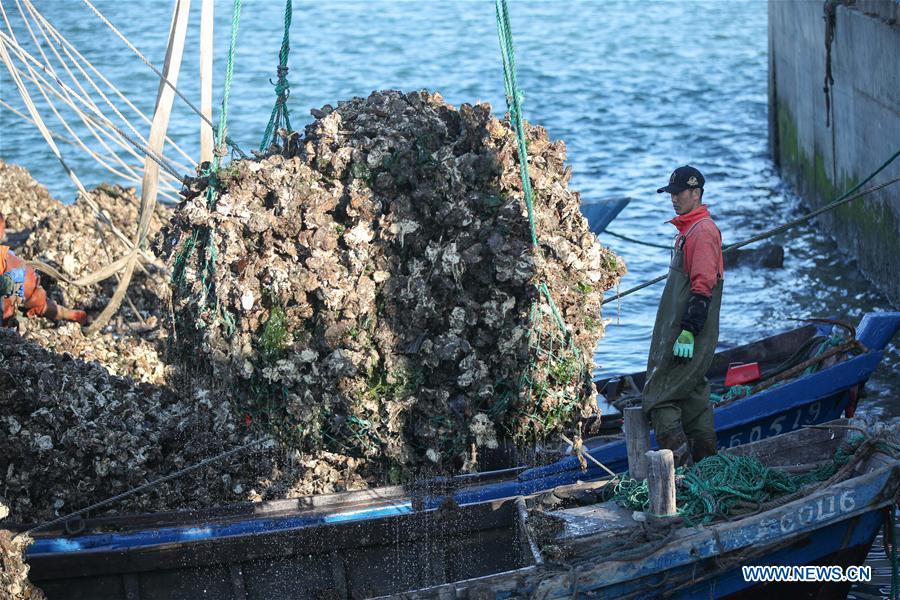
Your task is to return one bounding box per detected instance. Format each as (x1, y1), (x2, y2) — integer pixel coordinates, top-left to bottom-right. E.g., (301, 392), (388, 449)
(171, 0), (243, 333)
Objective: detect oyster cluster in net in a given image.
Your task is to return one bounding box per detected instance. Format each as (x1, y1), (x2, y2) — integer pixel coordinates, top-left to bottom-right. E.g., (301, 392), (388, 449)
(160, 90), (624, 470)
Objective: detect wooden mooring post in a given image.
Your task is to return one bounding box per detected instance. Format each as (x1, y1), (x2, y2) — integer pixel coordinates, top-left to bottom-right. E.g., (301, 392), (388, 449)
(623, 407), (650, 480)
(646, 449), (677, 517)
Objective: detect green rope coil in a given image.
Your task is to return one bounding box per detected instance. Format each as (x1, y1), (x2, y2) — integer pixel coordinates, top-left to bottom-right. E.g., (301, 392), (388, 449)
(606, 433), (890, 526)
(260, 0), (294, 151)
(710, 384), (752, 406)
(803, 333), (843, 376)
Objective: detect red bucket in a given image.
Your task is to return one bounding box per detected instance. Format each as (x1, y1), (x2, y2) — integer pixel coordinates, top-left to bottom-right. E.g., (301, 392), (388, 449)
(725, 362), (761, 387)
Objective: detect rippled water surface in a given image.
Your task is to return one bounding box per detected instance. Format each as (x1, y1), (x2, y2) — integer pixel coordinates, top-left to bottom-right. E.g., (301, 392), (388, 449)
(0, 1), (896, 595)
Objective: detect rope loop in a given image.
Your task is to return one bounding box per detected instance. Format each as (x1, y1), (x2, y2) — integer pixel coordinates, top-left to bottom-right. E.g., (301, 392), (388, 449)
(259, 0), (294, 151)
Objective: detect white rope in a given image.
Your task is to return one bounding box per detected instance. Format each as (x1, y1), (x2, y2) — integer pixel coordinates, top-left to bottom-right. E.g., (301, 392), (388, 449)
(0, 31), (184, 195)
(13, 0), (186, 183)
(12, 0), (135, 175)
(81, 0), (246, 158)
(0, 31), (183, 181)
(20, 0), (196, 171)
(0, 96), (77, 147)
(0, 35), (87, 194)
(0, 37), (164, 284)
(0, 96), (181, 204)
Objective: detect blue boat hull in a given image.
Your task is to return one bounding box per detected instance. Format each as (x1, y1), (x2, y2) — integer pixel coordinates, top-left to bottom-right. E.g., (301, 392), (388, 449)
(693, 508), (885, 599)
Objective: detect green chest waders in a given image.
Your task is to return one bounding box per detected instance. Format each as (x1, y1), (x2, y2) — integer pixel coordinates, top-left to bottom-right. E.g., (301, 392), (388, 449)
(642, 219), (723, 462)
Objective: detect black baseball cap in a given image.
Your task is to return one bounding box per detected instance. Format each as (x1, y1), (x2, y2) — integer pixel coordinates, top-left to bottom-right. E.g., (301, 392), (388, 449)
(657, 165), (705, 194)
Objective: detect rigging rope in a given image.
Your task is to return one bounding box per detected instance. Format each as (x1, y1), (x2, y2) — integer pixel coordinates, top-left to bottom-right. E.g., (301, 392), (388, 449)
(0, 35), (165, 284)
(3, 31), (180, 195)
(81, 0), (247, 159)
(604, 229), (671, 249)
(602, 148), (900, 306)
(0, 95), (181, 202)
(17, 0), (194, 175)
(0, 31), (183, 180)
(20, 0), (195, 169)
(259, 0), (293, 151)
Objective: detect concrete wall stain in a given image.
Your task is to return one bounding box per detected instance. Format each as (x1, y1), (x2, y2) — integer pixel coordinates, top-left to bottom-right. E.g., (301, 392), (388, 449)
(769, 1), (900, 306)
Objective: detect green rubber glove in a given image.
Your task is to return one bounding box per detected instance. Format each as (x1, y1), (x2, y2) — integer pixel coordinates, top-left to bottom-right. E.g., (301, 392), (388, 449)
(0, 273), (14, 298)
(673, 329), (695, 359)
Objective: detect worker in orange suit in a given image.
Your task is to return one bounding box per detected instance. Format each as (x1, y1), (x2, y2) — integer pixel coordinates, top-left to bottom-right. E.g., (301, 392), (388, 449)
(0, 214), (88, 326)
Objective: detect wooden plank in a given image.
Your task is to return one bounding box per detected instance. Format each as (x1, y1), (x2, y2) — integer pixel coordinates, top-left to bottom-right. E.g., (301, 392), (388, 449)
(725, 418), (848, 465)
(623, 407), (650, 480)
(647, 450), (676, 517)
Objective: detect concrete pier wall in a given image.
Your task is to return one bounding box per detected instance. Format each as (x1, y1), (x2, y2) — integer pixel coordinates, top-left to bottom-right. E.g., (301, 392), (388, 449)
(768, 0), (900, 306)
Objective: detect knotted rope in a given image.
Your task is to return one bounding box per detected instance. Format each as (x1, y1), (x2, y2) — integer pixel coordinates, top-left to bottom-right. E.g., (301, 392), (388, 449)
(259, 0), (293, 151)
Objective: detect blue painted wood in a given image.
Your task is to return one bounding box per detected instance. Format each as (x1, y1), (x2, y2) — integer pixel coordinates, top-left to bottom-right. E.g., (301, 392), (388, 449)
(670, 509), (884, 599)
(856, 311), (900, 350)
(580, 196), (631, 234)
(572, 467), (896, 598)
(25, 434), (898, 600)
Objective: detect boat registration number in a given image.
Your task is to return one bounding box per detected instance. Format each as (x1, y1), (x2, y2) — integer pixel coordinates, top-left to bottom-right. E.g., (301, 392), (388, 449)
(721, 401), (822, 450)
(760, 489), (856, 534)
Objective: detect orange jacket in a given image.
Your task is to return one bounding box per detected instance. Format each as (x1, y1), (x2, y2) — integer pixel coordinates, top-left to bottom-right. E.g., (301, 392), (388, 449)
(669, 204), (724, 298)
(1, 245), (48, 321)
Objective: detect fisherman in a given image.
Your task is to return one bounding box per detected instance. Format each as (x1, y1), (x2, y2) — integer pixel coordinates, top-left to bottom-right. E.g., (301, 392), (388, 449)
(0, 214), (88, 326)
(642, 166), (723, 466)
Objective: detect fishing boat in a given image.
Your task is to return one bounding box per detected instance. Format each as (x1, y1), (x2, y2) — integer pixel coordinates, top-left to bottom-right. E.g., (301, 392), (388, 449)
(20, 313), (899, 591)
(24, 417), (899, 599)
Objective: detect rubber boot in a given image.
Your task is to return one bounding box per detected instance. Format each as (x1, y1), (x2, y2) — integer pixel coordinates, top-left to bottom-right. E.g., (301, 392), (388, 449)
(689, 434), (718, 463)
(655, 426), (694, 468)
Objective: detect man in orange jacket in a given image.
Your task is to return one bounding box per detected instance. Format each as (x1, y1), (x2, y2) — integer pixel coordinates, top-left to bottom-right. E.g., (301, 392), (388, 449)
(0, 214), (88, 326)
(641, 166), (724, 467)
